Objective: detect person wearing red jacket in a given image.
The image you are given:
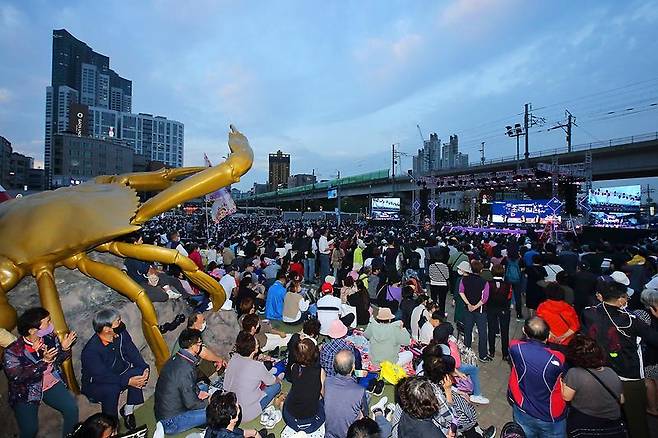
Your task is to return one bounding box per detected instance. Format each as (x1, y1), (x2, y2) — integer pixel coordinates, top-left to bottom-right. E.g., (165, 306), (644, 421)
(536, 282), (580, 346)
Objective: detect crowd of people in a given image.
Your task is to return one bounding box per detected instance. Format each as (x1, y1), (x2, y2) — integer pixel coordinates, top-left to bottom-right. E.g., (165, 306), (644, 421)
(2, 211), (658, 438)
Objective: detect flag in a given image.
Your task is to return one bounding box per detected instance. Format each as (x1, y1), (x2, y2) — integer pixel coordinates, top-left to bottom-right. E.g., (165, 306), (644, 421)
(211, 190), (237, 223)
(203, 153), (236, 221)
(203, 153), (229, 201)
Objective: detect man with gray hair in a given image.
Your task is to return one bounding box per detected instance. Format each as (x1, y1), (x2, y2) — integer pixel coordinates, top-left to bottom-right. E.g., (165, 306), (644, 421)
(324, 349), (370, 438)
(80, 308), (149, 431)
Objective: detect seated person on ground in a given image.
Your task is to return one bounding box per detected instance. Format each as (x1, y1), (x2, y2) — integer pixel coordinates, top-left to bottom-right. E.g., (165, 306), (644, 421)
(286, 319), (322, 380)
(324, 350), (370, 438)
(223, 331), (282, 422)
(171, 312), (227, 380)
(155, 329), (209, 435)
(241, 313), (291, 354)
(317, 281), (355, 335)
(363, 307), (411, 366)
(205, 391), (271, 438)
(81, 308), (149, 430)
(282, 338), (326, 434)
(265, 270), (288, 320)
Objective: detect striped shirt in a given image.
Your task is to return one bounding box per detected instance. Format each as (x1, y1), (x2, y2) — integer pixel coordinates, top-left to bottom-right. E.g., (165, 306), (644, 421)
(428, 262), (450, 286)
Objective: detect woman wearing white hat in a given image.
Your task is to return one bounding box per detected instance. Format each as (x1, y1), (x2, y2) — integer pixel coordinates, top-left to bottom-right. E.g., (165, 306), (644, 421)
(364, 307), (411, 367)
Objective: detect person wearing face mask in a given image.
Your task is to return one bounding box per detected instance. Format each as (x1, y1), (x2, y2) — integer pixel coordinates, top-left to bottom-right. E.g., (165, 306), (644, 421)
(3, 307), (79, 438)
(80, 308), (149, 431)
(154, 329), (210, 436)
(583, 280), (658, 438)
(205, 391), (272, 438)
(171, 313), (227, 381)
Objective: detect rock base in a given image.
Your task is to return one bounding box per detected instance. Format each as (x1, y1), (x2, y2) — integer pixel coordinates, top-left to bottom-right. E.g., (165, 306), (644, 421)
(1, 253), (240, 437)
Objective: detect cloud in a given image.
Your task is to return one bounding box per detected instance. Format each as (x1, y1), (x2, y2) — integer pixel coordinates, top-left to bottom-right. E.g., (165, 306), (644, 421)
(352, 32), (424, 84)
(436, 0), (521, 39)
(0, 88), (12, 103)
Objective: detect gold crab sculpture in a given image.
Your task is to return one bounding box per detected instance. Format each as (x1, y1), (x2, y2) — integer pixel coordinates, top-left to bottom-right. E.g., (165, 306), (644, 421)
(0, 125), (253, 391)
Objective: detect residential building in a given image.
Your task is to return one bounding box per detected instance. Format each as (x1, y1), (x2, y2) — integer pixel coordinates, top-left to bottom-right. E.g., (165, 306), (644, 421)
(0, 135), (44, 190)
(268, 150), (290, 190)
(85, 108), (184, 167)
(412, 133), (442, 174)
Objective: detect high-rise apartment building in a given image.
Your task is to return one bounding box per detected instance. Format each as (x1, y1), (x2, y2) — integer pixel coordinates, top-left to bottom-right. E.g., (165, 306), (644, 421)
(45, 29), (132, 187)
(412, 132), (469, 174)
(268, 150), (290, 190)
(412, 133), (441, 174)
(45, 29), (183, 187)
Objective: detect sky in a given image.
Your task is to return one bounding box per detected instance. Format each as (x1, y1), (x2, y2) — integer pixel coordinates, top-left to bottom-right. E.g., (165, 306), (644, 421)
(1, 0), (658, 191)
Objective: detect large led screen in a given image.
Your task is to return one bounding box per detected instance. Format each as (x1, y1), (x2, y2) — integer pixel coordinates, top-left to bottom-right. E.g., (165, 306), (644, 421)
(371, 197), (401, 220)
(492, 200), (561, 224)
(588, 185), (641, 213)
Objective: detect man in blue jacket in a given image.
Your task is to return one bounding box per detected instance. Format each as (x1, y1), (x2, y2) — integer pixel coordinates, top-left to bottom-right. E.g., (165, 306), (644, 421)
(81, 308), (149, 430)
(265, 271), (287, 320)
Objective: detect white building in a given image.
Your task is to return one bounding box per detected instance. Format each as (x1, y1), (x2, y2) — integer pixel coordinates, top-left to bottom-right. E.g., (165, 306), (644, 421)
(87, 108), (184, 168)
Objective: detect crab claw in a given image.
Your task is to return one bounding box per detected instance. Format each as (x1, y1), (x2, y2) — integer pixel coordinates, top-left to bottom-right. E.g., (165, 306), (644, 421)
(225, 124), (253, 182)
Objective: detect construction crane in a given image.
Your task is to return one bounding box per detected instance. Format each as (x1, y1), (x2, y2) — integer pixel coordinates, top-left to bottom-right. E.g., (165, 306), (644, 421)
(416, 124), (425, 143)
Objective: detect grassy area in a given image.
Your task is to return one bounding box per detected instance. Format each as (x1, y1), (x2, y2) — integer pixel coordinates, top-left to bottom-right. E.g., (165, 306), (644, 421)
(131, 319), (393, 438)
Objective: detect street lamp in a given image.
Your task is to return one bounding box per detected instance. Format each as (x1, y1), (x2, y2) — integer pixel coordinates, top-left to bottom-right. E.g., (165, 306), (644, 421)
(505, 123), (525, 170)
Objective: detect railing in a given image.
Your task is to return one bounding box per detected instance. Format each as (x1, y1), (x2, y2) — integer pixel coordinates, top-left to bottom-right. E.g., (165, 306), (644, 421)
(241, 131), (658, 200)
(466, 131), (658, 168)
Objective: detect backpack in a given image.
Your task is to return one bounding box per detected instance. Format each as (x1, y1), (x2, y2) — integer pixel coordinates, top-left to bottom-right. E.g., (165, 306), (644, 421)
(505, 258), (521, 284)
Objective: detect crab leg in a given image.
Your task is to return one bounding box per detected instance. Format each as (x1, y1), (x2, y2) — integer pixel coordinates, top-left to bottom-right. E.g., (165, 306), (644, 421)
(131, 125), (253, 225)
(0, 256), (25, 332)
(94, 166), (207, 192)
(65, 254), (170, 372)
(95, 241), (226, 310)
(33, 263), (80, 393)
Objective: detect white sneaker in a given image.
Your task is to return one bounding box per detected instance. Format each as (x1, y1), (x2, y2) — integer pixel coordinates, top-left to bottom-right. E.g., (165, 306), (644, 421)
(266, 408), (282, 429)
(166, 290), (182, 299)
(385, 403), (396, 422)
(370, 396), (388, 416)
(470, 395), (490, 405)
(154, 421), (165, 438)
(260, 405), (275, 425)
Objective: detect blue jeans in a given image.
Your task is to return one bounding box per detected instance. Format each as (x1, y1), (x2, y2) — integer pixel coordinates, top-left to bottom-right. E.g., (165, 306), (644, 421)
(319, 254), (330, 281)
(259, 382), (281, 409)
(458, 363), (482, 396)
(282, 400), (325, 433)
(375, 414), (393, 438)
(513, 405), (566, 438)
(304, 258), (316, 282)
(161, 408), (207, 435)
(13, 381), (79, 438)
(463, 310), (488, 360)
(511, 282), (523, 317)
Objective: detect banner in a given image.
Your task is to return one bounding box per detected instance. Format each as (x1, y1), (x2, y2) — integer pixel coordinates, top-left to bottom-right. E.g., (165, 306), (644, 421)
(211, 190), (237, 223)
(203, 153), (236, 222)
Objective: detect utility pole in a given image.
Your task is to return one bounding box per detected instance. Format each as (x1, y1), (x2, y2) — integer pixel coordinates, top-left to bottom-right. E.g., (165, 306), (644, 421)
(392, 143), (396, 196)
(548, 110), (577, 152)
(336, 170), (341, 227)
(524, 103), (530, 167)
(480, 141), (485, 165)
(567, 112), (573, 152)
(523, 102), (545, 167)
